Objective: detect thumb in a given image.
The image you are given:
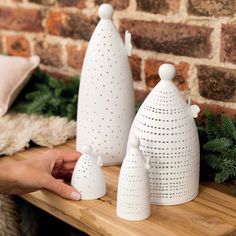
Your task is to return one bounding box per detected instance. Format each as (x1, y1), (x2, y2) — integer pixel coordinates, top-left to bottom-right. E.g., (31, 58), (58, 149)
(44, 177), (81, 200)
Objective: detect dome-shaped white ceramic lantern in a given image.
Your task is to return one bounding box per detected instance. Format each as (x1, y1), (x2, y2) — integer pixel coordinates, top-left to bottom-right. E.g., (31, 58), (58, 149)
(76, 3), (135, 165)
(117, 136), (151, 221)
(71, 145), (106, 200)
(128, 64), (200, 205)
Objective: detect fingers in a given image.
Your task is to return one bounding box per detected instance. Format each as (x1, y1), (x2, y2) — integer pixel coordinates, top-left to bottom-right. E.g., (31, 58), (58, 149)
(54, 150), (81, 162)
(51, 161), (76, 179)
(44, 176), (81, 200)
(55, 171), (73, 181)
(62, 161), (77, 171)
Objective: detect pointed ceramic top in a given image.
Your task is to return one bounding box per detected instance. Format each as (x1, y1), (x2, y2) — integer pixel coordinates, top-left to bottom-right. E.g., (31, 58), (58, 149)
(158, 63), (176, 81)
(129, 136), (140, 148)
(81, 145), (92, 154)
(98, 3), (114, 19)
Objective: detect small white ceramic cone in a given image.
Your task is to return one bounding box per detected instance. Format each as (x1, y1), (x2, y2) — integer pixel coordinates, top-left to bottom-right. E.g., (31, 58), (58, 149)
(76, 3), (135, 166)
(128, 63), (200, 205)
(71, 145), (106, 200)
(116, 136), (151, 221)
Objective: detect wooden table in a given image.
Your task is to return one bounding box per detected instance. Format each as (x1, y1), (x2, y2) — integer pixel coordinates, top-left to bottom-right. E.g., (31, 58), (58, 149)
(2, 139), (236, 236)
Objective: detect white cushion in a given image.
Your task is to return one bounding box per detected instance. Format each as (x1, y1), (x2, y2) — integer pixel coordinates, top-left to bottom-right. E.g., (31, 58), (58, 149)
(0, 55), (40, 117)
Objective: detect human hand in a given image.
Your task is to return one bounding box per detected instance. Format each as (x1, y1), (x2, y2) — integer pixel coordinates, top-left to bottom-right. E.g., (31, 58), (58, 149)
(0, 149), (81, 200)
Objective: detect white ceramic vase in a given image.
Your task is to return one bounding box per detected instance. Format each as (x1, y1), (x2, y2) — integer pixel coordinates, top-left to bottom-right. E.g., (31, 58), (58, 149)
(71, 145), (106, 200)
(76, 3), (135, 165)
(128, 64), (200, 205)
(117, 136), (151, 221)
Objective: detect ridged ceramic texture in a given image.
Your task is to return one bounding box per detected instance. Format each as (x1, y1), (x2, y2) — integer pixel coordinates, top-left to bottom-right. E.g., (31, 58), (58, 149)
(117, 136), (151, 221)
(129, 64), (200, 205)
(71, 145), (106, 200)
(76, 3), (135, 165)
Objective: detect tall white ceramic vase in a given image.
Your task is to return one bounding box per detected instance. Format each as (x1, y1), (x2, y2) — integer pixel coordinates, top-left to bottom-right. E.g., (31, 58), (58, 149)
(76, 3), (135, 165)
(128, 64), (200, 205)
(117, 136), (151, 221)
(71, 145), (106, 200)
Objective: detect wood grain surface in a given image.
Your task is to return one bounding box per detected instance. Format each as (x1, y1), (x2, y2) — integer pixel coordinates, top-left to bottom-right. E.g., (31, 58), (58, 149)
(1, 139), (236, 236)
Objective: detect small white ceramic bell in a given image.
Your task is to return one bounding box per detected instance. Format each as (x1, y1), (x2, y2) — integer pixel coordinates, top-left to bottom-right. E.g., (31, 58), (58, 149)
(76, 3), (135, 166)
(71, 145), (106, 200)
(128, 64), (200, 205)
(116, 136), (151, 221)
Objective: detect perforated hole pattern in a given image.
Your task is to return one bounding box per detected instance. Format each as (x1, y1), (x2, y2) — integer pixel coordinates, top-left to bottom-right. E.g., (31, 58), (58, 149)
(129, 82), (200, 205)
(71, 155), (106, 200)
(77, 18), (135, 165)
(117, 149), (150, 220)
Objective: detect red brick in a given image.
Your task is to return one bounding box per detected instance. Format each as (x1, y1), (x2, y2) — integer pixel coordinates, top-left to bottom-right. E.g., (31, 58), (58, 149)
(58, 0), (86, 8)
(35, 41), (63, 67)
(137, 0), (180, 15)
(134, 93), (236, 119)
(193, 101), (236, 122)
(221, 24), (236, 64)
(46, 10), (98, 41)
(145, 59), (189, 90)
(67, 44), (87, 70)
(0, 7), (43, 32)
(29, 0), (56, 5)
(197, 65), (236, 101)
(129, 55), (141, 81)
(95, 0), (129, 10)
(40, 67), (72, 80)
(135, 89), (149, 103)
(188, 0), (236, 17)
(120, 20), (212, 58)
(6, 36), (31, 57)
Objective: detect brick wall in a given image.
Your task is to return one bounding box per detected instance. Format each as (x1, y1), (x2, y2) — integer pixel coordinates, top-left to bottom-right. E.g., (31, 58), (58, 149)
(0, 0), (236, 116)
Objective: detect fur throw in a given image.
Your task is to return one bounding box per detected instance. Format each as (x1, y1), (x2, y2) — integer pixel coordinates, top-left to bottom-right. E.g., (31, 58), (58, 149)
(0, 112), (76, 156)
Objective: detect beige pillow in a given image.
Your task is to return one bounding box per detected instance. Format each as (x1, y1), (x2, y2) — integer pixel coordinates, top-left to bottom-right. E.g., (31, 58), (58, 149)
(0, 55), (40, 117)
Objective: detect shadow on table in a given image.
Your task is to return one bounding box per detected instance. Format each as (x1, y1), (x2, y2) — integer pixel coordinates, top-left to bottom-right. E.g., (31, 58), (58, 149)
(15, 197), (88, 236)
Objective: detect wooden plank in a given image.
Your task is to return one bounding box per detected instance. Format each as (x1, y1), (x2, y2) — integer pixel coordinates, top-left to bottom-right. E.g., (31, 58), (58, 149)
(20, 192), (103, 236)
(201, 181), (235, 196)
(2, 140), (236, 236)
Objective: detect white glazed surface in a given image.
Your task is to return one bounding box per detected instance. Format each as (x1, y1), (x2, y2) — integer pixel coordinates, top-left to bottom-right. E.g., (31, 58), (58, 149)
(76, 4), (135, 165)
(117, 136), (151, 221)
(71, 145), (106, 200)
(128, 64), (200, 205)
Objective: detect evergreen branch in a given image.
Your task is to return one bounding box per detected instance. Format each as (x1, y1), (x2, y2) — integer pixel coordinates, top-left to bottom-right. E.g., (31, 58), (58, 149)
(203, 154), (222, 170)
(221, 114), (236, 140)
(215, 158), (236, 183)
(12, 68), (80, 120)
(203, 138), (232, 152)
(135, 101), (142, 114)
(199, 110), (236, 196)
(205, 109), (222, 139)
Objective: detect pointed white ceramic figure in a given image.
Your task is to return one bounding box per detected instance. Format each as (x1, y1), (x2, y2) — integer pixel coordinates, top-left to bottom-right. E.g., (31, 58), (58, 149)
(116, 136), (151, 221)
(76, 3), (135, 166)
(71, 145), (106, 200)
(128, 64), (200, 205)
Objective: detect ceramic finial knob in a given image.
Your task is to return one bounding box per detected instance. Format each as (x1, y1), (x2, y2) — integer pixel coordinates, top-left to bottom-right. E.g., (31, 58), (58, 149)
(98, 3), (114, 19)
(129, 136), (140, 148)
(159, 64), (176, 81)
(81, 145), (92, 154)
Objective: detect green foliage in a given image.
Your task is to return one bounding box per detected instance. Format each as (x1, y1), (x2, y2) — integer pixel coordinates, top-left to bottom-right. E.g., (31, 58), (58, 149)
(135, 101), (142, 114)
(203, 138), (233, 152)
(13, 68), (142, 120)
(12, 68), (80, 120)
(199, 110), (236, 195)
